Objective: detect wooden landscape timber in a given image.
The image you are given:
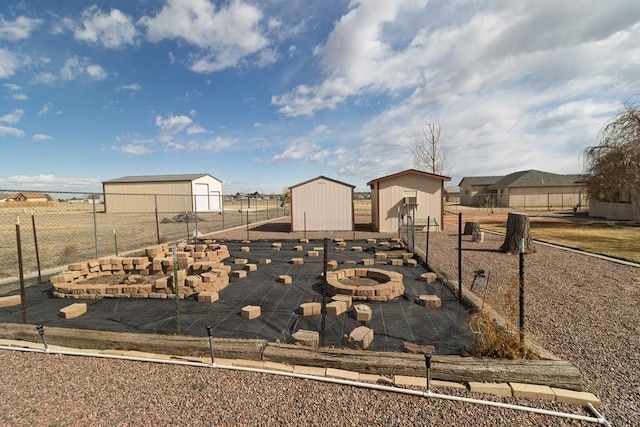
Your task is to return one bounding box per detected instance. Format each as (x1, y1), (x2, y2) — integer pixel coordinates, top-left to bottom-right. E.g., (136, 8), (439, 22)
(0, 322), (583, 391)
(262, 343), (583, 391)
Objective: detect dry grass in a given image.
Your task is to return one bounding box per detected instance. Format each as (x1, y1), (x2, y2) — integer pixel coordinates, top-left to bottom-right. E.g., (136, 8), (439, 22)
(483, 220), (640, 263)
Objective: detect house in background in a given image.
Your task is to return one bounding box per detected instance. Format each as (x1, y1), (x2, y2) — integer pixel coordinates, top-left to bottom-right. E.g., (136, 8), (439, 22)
(0, 192), (50, 203)
(289, 176), (355, 232)
(459, 170), (586, 209)
(444, 186), (461, 204)
(367, 169), (450, 233)
(102, 174), (223, 213)
(459, 176), (503, 206)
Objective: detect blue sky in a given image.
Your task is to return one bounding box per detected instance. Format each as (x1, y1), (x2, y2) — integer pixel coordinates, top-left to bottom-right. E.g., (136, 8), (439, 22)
(1, 0), (639, 194)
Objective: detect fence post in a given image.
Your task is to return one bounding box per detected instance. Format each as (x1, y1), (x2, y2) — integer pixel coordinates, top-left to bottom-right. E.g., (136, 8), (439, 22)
(15, 216), (27, 323)
(458, 212), (462, 300)
(426, 216), (430, 266)
(155, 194), (161, 244)
(30, 209), (42, 283)
(92, 194), (99, 259)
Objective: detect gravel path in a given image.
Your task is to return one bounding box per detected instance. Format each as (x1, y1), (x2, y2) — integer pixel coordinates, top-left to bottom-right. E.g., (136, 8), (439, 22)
(1, 214), (637, 426)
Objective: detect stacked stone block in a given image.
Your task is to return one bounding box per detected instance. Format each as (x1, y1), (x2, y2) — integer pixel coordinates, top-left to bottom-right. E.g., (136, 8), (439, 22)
(51, 243), (230, 299)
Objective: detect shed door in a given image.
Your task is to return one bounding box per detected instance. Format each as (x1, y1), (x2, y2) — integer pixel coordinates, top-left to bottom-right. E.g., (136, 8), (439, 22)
(209, 190), (221, 211)
(195, 183), (209, 212)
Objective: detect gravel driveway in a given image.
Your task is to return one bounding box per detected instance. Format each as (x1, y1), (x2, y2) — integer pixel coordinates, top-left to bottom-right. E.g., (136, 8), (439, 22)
(0, 214), (637, 426)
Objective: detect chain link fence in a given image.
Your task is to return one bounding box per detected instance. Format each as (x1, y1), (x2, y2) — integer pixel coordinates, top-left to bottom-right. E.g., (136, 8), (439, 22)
(0, 190), (289, 281)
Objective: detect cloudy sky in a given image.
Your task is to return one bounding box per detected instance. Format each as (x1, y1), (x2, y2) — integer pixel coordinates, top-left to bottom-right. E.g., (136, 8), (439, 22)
(1, 0), (639, 194)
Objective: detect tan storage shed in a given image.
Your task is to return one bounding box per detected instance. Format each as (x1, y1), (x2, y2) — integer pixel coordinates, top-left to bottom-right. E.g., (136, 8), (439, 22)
(102, 174), (223, 213)
(289, 176), (355, 232)
(367, 169), (450, 233)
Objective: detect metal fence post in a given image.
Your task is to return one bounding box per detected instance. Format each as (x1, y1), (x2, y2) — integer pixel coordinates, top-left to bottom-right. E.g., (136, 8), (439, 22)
(155, 194), (161, 244)
(458, 212), (462, 300)
(92, 194), (99, 259)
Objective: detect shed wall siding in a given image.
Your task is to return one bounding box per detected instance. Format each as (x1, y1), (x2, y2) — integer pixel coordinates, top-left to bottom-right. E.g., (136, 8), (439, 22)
(291, 178), (353, 231)
(376, 175), (443, 232)
(104, 175), (223, 213)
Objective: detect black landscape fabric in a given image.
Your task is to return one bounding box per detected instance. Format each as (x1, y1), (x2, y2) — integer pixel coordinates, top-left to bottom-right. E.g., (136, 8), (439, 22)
(0, 239), (475, 355)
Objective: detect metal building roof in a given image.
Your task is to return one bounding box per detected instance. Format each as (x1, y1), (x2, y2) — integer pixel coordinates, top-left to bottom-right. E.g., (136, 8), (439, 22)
(103, 174), (221, 184)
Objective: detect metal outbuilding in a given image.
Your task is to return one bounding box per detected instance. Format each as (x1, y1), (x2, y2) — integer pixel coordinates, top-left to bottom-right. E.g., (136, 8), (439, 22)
(102, 174), (223, 213)
(367, 169), (450, 232)
(289, 176), (355, 232)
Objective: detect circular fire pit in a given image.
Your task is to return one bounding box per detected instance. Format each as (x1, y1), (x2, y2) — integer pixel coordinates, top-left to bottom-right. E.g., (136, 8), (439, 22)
(326, 267), (404, 301)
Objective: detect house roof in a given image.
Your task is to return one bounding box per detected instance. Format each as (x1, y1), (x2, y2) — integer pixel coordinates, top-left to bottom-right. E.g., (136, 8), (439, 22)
(444, 186), (461, 194)
(458, 176), (503, 187)
(487, 170), (585, 189)
(289, 175), (355, 190)
(366, 168), (451, 186)
(103, 174), (221, 184)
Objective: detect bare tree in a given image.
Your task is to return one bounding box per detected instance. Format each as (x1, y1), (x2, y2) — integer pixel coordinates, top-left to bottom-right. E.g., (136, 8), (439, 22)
(583, 102), (640, 204)
(413, 121), (450, 175)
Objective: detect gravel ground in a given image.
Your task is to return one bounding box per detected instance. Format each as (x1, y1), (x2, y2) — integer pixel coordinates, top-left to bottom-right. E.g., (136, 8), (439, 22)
(1, 213), (638, 426)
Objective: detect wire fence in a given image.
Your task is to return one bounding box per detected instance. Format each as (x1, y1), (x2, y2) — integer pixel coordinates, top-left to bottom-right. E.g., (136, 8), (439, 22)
(0, 190), (289, 281)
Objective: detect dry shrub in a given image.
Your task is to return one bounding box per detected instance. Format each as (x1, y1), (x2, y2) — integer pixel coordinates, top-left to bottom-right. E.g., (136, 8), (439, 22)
(469, 281), (538, 360)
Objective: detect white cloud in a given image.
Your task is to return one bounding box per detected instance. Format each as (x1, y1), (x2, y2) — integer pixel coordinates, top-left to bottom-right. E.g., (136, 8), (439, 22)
(155, 113), (193, 134)
(32, 134), (52, 141)
(116, 144), (155, 155)
(73, 5), (137, 48)
(118, 83), (141, 91)
(0, 125), (24, 137)
(38, 102), (53, 115)
(12, 93), (28, 100)
(0, 15), (42, 40)
(0, 174), (100, 190)
(86, 64), (107, 80)
(0, 48), (19, 79)
(0, 108), (24, 124)
(186, 124), (207, 135)
(139, 0), (269, 73)
(3, 83), (21, 91)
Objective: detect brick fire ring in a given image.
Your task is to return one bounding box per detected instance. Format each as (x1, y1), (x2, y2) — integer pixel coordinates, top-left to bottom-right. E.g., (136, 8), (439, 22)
(326, 267), (404, 301)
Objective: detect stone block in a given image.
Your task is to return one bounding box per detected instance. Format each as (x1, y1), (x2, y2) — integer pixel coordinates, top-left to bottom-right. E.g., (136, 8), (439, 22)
(509, 383), (555, 401)
(294, 245), (303, 252)
(406, 259), (418, 267)
(272, 242), (282, 249)
(326, 300), (347, 316)
(234, 258), (248, 265)
(299, 239), (309, 243)
(418, 294), (442, 308)
(240, 246), (250, 253)
(59, 303), (87, 319)
(366, 238), (377, 244)
(293, 365), (326, 377)
(469, 382), (512, 397)
(197, 291), (219, 303)
(362, 258), (374, 266)
(245, 263), (257, 272)
(300, 302), (321, 316)
(258, 258), (271, 264)
(326, 368), (359, 381)
(232, 270), (247, 278)
(291, 257), (304, 265)
(278, 275), (292, 284)
(354, 304), (372, 321)
(307, 251), (319, 257)
(241, 305), (261, 320)
(349, 326), (374, 349)
(551, 388), (602, 408)
(420, 272), (438, 283)
(374, 252), (387, 259)
(327, 260), (338, 270)
(331, 294), (352, 308)
(351, 246), (363, 252)
(0, 295), (21, 308)
(292, 329), (319, 346)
